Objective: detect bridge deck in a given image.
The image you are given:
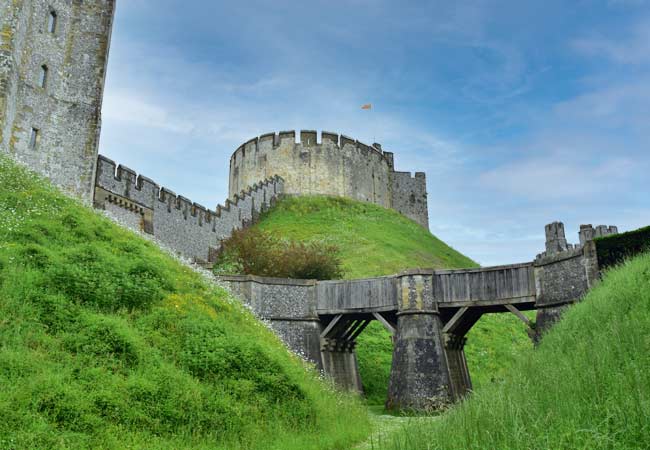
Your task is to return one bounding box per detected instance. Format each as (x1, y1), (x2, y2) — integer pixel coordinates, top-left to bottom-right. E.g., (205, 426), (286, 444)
(316, 262), (537, 315)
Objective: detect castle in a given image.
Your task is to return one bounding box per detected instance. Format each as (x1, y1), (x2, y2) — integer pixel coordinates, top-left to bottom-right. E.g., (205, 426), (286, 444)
(1, 1), (429, 260)
(2, 1), (629, 412)
(230, 131), (429, 228)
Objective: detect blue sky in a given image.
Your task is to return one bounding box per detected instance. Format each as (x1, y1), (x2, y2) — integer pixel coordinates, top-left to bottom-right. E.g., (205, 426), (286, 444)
(100, 0), (650, 266)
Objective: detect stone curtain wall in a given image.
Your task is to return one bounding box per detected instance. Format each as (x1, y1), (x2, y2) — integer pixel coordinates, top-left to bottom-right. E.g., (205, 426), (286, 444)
(229, 130), (430, 228)
(220, 275), (323, 369)
(533, 221), (611, 340)
(94, 155), (285, 262)
(0, 0), (115, 202)
(390, 171), (429, 228)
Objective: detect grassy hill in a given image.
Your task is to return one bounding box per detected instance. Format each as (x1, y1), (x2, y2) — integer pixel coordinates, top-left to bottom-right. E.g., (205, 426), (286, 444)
(0, 157), (369, 450)
(376, 252), (650, 449)
(252, 196), (535, 404)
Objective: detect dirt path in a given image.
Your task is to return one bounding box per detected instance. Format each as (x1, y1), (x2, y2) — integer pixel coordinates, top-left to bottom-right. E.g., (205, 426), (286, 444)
(354, 411), (437, 450)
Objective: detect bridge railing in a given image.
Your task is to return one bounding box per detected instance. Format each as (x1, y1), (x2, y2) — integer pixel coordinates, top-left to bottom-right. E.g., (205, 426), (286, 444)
(432, 263), (537, 306)
(316, 276), (398, 314)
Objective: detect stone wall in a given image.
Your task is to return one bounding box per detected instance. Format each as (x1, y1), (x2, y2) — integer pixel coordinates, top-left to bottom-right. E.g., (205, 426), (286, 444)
(0, 0), (115, 202)
(229, 131), (430, 228)
(94, 155), (285, 262)
(390, 171), (428, 228)
(219, 275), (323, 369)
(533, 221), (611, 340)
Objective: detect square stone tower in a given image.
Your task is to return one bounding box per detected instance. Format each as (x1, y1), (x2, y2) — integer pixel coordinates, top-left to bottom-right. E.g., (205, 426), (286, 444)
(0, 0), (116, 202)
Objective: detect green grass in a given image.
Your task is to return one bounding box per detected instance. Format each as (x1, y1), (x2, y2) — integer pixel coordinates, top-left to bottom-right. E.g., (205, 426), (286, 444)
(374, 252), (650, 450)
(256, 196), (476, 278)
(0, 157), (370, 449)
(252, 196), (534, 404)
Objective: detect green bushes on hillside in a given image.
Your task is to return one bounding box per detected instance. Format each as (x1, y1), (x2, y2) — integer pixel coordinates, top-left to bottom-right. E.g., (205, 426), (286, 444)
(596, 225), (650, 269)
(215, 228), (343, 280)
(0, 157), (369, 450)
(375, 252), (650, 450)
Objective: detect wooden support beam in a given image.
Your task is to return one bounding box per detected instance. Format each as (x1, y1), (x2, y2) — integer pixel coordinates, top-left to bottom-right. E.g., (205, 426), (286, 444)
(505, 304), (532, 327)
(320, 314), (343, 339)
(341, 319), (363, 341)
(442, 307), (469, 334)
(348, 319), (372, 342)
(372, 312), (396, 335)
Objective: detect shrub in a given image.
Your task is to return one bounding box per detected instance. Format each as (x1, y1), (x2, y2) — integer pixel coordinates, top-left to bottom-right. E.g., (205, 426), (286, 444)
(595, 225), (650, 269)
(215, 228), (343, 280)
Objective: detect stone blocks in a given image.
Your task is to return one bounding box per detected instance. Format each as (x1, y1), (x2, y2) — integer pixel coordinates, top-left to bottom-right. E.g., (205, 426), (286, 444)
(1, 0), (116, 202)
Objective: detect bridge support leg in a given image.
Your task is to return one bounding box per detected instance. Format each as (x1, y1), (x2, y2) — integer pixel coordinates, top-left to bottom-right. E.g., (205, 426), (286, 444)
(320, 316), (368, 393)
(444, 334), (472, 400)
(386, 274), (452, 411)
(320, 338), (363, 392)
(534, 305), (569, 344)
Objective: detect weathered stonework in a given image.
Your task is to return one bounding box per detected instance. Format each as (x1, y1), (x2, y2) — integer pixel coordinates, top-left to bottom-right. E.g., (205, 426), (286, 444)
(94, 155), (285, 262)
(229, 131), (430, 228)
(0, 0), (115, 202)
(533, 221), (615, 341)
(387, 273), (452, 410)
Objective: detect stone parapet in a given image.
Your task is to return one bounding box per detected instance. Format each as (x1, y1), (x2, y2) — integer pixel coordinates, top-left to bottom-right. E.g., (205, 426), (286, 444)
(94, 154), (285, 263)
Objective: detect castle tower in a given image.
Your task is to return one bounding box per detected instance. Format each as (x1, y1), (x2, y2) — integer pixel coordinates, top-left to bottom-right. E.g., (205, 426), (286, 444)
(229, 131), (429, 228)
(0, 0), (116, 202)
(544, 221), (568, 255)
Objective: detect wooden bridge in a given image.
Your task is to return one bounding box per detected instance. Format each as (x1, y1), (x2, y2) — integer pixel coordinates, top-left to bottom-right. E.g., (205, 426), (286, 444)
(219, 222), (608, 411)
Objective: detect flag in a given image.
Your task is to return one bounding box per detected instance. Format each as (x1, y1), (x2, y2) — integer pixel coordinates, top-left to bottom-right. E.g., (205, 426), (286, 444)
(361, 103), (372, 110)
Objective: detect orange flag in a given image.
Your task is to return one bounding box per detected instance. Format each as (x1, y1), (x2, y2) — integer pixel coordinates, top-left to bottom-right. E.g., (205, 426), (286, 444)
(361, 103), (372, 110)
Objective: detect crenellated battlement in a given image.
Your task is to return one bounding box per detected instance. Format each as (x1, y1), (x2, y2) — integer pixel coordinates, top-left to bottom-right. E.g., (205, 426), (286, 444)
(536, 221), (619, 260)
(230, 130), (390, 165)
(94, 154), (284, 262)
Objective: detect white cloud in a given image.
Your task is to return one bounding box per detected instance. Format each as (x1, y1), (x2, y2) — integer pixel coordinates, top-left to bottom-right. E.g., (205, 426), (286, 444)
(102, 91), (195, 134)
(572, 18), (650, 64)
(478, 156), (635, 200)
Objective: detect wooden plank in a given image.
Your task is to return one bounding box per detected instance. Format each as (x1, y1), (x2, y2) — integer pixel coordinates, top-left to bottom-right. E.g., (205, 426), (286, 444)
(505, 304), (531, 326)
(320, 314), (343, 339)
(372, 312), (396, 335)
(349, 320), (372, 341)
(341, 319), (363, 340)
(438, 295), (537, 309)
(442, 307), (469, 334)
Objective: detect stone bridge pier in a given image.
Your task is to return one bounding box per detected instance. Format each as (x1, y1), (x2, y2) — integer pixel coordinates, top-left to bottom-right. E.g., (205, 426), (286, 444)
(386, 273), (452, 409)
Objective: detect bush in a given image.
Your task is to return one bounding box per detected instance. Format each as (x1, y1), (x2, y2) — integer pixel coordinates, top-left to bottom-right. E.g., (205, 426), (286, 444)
(215, 228), (343, 280)
(595, 225), (650, 269)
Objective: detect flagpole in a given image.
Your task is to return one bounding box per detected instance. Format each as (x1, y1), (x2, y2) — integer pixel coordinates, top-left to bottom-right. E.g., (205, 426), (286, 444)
(361, 103), (374, 146)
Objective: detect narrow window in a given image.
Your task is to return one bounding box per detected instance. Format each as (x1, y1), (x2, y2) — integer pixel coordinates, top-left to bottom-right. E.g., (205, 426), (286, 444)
(29, 128), (40, 149)
(48, 10), (57, 33)
(39, 65), (48, 88)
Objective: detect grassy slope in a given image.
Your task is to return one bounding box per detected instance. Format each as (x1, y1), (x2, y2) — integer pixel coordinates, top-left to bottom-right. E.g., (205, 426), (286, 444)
(0, 157), (369, 450)
(378, 253), (650, 450)
(253, 196), (534, 404)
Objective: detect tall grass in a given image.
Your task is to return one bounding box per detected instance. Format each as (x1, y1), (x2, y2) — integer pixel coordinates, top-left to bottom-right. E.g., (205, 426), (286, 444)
(0, 157), (369, 449)
(374, 253), (650, 449)
(253, 195), (534, 405)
